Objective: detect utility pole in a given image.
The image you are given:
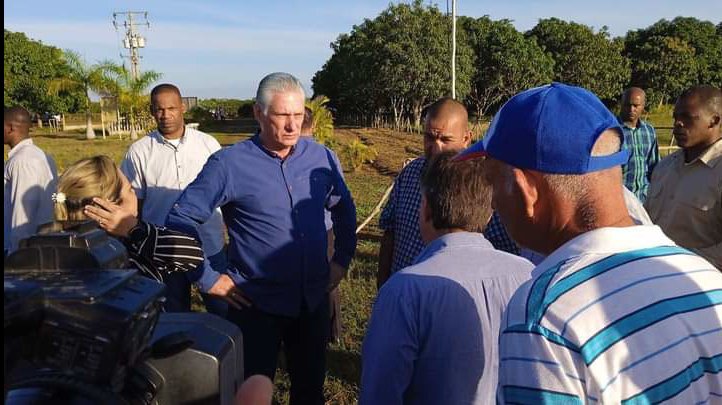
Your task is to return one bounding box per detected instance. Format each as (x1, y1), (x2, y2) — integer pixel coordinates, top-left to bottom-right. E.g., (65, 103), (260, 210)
(451, 0), (457, 99)
(113, 11), (150, 80)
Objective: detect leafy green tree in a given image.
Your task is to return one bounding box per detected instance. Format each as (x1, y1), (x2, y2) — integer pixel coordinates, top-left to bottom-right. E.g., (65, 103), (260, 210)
(630, 36), (698, 106)
(48, 50), (115, 139)
(460, 16), (553, 118)
(103, 63), (162, 140)
(625, 17), (722, 92)
(4, 30), (84, 114)
(198, 98), (253, 119)
(313, 0), (474, 129)
(527, 18), (630, 101)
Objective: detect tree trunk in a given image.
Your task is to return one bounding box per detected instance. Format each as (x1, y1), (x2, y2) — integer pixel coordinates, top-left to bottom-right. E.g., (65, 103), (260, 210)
(129, 106), (138, 140)
(85, 111), (96, 140)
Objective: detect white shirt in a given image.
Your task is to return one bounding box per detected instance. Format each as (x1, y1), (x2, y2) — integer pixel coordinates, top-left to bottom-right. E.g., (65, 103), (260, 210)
(4, 139), (58, 252)
(498, 225), (722, 404)
(121, 127), (224, 255)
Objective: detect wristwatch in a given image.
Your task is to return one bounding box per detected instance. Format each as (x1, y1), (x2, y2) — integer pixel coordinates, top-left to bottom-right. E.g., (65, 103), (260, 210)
(127, 222), (149, 245)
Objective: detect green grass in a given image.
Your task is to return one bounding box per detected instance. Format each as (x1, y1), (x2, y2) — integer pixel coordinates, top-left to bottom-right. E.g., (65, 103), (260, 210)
(5, 125), (410, 405)
(3, 112), (673, 403)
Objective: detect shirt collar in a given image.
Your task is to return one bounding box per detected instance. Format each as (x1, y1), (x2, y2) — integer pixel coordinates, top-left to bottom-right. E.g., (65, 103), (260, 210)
(617, 116), (645, 130)
(152, 127), (187, 147)
(694, 138), (722, 168)
(534, 225), (676, 275)
(414, 231), (492, 264)
(8, 138), (34, 158)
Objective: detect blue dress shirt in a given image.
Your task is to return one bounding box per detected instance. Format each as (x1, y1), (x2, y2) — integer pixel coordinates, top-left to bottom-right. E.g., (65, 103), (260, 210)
(166, 135), (357, 316)
(361, 232), (532, 405)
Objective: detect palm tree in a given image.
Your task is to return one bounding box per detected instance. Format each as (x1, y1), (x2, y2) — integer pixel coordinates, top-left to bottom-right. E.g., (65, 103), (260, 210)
(48, 50), (113, 140)
(305, 95), (336, 146)
(102, 62), (162, 140)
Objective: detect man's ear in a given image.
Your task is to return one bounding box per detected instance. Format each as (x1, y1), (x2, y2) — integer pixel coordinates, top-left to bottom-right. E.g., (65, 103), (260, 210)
(709, 113), (721, 129)
(253, 103), (262, 122)
(463, 130), (472, 147)
(512, 168), (540, 220)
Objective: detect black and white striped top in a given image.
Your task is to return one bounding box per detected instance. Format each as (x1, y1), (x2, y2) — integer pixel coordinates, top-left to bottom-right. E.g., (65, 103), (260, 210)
(124, 221), (204, 283)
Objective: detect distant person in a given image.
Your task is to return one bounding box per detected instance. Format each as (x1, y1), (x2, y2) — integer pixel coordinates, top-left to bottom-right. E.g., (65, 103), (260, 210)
(302, 105), (344, 343)
(646, 85), (722, 269)
(361, 152), (532, 405)
(49, 156), (204, 292)
(166, 72), (357, 404)
(618, 87), (660, 202)
(458, 83), (722, 403)
(121, 83), (228, 314)
(378, 97), (518, 288)
(4, 106), (58, 254)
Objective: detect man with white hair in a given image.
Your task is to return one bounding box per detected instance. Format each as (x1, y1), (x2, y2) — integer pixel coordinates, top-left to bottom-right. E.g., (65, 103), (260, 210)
(166, 72), (357, 404)
(458, 83), (722, 403)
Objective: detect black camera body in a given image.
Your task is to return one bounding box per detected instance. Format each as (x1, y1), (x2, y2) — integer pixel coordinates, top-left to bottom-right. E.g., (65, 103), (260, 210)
(4, 224), (243, 404)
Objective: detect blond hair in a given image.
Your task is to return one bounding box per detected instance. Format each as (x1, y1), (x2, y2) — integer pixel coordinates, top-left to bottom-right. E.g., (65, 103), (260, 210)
(54, 156), (123, 221)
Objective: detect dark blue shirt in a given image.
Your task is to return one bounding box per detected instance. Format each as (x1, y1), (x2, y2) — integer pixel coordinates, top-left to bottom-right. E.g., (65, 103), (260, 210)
(166, 135), (357, 316)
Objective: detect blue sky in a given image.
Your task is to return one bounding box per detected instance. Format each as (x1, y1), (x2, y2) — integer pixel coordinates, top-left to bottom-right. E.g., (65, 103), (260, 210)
(5, 1), (720, 99)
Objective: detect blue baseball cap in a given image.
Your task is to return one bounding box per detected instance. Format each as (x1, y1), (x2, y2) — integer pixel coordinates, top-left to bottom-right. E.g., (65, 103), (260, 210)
(457, 82), (629, 174)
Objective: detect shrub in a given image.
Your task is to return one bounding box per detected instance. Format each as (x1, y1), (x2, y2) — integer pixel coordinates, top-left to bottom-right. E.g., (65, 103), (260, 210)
(343, 139), (378, 172)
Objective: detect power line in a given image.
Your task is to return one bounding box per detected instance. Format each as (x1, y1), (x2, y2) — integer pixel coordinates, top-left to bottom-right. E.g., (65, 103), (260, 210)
(112, 11), (150, 80)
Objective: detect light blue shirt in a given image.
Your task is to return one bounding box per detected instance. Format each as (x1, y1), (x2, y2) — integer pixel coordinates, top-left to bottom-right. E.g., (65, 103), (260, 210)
(361, 232), (533, 405)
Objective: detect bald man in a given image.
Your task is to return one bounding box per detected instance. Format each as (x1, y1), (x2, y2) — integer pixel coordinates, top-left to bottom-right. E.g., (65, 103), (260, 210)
(618, 87), (660, 202)
(4, 106), (58, 254)
(378, 97), (519, 288)
(646, 85), (722, 269)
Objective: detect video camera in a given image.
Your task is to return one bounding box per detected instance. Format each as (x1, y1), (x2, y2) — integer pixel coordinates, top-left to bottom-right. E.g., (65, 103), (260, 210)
(4, 222), (243, 404)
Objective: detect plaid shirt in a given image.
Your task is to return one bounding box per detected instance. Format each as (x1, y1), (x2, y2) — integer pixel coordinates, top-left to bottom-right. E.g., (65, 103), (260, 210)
(380, 157), (519, 274)
(619, 117), (660, 202)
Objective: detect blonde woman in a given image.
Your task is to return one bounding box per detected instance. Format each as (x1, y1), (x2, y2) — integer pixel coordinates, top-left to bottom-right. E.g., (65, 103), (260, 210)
(52, 155), (204, 311)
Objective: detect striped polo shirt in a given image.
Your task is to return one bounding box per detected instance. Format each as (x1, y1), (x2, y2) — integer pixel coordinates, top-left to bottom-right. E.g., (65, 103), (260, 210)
(498, 225), (722, 404)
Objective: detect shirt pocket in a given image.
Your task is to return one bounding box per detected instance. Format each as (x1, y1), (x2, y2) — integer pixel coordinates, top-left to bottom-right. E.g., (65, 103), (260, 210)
(299, 169), (333, 201)
(678, 188), (719, 222)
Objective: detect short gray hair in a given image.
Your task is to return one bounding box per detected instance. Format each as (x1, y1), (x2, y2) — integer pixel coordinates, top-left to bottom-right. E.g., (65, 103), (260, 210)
(255, 72), (306, 114)
(542, 129), (623, 230)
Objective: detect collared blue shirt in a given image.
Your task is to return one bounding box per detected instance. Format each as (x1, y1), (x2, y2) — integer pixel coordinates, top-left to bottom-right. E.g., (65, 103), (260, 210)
(379, 156), (519, 274)
(166, 135), (357, 317)
(619, 117), (660, 202)
(361, 232), (533, 405)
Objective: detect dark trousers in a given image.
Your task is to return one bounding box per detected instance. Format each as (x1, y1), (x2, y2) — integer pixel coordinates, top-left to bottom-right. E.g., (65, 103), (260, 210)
(162, 251), (229, 316)
(227, 297), (330, 405)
